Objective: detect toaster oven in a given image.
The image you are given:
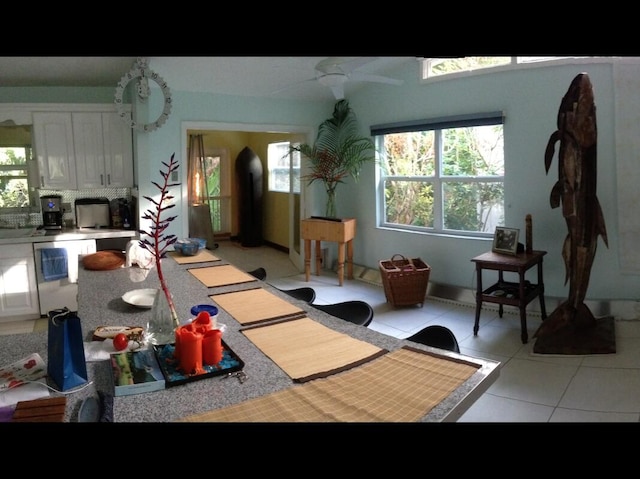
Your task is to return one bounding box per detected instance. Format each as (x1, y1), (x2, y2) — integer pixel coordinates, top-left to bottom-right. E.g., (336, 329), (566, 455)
(75, 198), (111, 228)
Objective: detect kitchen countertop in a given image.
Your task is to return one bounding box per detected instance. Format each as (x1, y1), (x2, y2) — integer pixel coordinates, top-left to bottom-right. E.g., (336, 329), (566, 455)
(0, 227), (137, 245)
(0, 254), (500, 423)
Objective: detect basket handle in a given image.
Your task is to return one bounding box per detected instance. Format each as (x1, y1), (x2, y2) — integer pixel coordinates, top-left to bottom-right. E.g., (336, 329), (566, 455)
(390, 254), (415, 271)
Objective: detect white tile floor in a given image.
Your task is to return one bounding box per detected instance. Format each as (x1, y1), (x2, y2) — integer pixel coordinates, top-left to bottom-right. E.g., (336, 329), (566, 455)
(215, 240), (640, 422)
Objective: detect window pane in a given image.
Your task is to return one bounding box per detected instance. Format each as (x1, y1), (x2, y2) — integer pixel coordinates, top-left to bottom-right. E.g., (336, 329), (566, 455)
(0, 177), (29, 207)
(383, 131), (435, 176)
(442, 181), (504, 233)
(203, 155), (221, 197)
(268, 142), (299, 193)
(442, 125), (504, 177)
(384, 180), (434, 227)
(0, 147), (30, 208)
(427, 57), (511, 77)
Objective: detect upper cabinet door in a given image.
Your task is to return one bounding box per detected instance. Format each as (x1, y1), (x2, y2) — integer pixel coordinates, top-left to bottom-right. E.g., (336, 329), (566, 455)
(73, 112), (105, 189)
(33, 112), (77, 190)
(102, 112), (133, 188)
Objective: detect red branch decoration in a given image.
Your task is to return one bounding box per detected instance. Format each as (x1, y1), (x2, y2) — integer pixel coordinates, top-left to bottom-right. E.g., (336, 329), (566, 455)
(138, 153), (180, 327)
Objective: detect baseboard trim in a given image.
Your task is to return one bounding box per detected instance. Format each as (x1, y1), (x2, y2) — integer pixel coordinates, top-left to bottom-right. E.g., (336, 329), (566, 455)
(339, 261), (640, 322)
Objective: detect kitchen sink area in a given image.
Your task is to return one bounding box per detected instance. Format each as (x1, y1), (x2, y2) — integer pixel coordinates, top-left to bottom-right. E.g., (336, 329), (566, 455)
(0, 227), (38, 239)
(0, 226), (137, 320)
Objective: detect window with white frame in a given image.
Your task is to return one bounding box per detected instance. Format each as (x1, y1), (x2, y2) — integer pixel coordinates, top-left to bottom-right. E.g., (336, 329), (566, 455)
(372, 112), (505, 237)
(267, 141), (300, 193)
(421, 56), (596, 80)
(0, 146), (35, 209)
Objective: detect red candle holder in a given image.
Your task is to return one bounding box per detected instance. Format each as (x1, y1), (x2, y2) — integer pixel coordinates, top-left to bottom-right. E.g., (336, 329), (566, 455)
(174, 311), (224, 375)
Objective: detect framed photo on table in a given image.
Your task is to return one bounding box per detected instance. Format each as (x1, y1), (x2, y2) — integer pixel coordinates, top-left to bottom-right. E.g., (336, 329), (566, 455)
(492, 227), (519, 255)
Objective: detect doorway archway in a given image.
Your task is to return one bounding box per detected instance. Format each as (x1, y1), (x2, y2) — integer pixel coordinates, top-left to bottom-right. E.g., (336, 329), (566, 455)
(181, 121), (313, 270)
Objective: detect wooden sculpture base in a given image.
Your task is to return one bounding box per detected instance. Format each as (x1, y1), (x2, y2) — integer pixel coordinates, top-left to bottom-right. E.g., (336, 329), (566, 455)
(533, 315), (616, 355)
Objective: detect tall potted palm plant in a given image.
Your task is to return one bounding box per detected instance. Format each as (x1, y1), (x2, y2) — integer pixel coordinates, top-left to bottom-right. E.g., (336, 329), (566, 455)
(290, 99), (376, 217)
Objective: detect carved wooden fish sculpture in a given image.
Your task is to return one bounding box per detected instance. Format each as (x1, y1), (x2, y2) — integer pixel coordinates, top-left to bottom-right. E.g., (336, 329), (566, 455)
(535, 72), (609, 338)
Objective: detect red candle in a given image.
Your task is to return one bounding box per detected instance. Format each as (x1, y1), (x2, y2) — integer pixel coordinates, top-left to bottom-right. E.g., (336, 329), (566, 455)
(203, 329), (223, 365)
(174, 326), (184, 360)
(174, 323), (195, 361)
(179, 327), (204, 375)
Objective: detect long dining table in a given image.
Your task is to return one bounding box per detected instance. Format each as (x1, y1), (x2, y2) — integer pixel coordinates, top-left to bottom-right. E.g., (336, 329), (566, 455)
(0, 248), (500, 423)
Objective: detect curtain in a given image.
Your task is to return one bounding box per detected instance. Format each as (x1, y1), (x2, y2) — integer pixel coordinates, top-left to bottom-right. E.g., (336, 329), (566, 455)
(188, 134), (207, 205)
(187, 134), (215, 248)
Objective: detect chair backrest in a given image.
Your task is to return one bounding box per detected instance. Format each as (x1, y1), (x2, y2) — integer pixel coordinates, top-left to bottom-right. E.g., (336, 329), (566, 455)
(406, 325), (460, 353)
(279, 287), (316, 304)
(247, 267), (267, 281)
(312, 300), (374, 327)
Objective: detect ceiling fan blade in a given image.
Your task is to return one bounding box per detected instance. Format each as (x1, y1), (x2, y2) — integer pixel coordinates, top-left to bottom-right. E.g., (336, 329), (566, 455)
(349, 71), (404, 85)
(270, 76), (316, 95)
(317, 57), (378, 74)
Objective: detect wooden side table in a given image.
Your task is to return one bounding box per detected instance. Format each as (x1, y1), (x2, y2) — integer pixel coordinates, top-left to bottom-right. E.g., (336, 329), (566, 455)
(301, 217), (356, 286)
(471, 250), (547, 344)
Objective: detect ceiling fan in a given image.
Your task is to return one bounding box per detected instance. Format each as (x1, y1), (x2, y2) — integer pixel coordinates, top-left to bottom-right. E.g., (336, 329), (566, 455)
(276, 57), (405, 100)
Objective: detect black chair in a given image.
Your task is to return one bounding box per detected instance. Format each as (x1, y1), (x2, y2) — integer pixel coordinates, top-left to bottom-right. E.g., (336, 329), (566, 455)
(246, 267), (316, 303)
(279, 287), (316, 304)
(406, 325), (460, 353)
(311, 300), (374, 327)
(247, 267), (267, 281)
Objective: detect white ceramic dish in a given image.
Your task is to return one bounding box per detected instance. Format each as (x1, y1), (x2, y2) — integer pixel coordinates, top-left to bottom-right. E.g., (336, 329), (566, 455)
(122, 288), (157, 308)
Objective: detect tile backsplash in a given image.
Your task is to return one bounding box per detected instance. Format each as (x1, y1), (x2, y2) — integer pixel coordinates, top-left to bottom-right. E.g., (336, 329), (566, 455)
(0, 187), (131, 228)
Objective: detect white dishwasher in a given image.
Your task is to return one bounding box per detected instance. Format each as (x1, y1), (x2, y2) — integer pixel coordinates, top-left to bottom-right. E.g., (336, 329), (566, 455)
(33, 239), (96, 315)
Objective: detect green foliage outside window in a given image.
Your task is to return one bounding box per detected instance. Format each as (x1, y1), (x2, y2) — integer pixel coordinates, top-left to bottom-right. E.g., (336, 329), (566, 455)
(0, 148), (30, 208)
(381, 123), (504, 234)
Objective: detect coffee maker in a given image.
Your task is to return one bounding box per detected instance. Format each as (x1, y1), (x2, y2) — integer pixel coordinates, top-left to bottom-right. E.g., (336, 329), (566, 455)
(41, 195), (63, 230)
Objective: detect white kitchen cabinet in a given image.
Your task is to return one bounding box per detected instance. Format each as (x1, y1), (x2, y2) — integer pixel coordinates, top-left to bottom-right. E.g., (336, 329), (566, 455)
(74, 112), (133, 189)
(102, 111), (134, 187)
(33, 112), (77, 190)
(33, 109), (134, 190)
(0, 244), (40, 320)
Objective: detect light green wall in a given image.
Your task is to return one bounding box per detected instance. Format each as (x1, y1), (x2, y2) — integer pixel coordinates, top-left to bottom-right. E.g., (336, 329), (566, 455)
(3, 59), (640, 301)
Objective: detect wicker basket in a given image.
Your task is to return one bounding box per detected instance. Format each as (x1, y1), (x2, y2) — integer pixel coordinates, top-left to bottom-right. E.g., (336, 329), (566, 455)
(379, 254), (431, 307)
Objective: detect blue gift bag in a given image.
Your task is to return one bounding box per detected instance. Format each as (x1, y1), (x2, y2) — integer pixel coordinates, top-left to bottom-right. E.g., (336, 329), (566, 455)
(47, 308), (88, 391)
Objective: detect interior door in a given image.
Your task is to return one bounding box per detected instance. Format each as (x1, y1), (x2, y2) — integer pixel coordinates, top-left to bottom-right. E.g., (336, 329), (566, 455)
(288, 142), (302, 268)
(182, 122), (312, 271)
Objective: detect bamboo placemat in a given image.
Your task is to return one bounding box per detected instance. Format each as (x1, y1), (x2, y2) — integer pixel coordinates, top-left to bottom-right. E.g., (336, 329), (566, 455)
(188, 264), (257, 287)
(179, 346), (481, 422)
(241, 317), (386, 382)
(211, 288), (305, 326)
(168, 249), (220, 264)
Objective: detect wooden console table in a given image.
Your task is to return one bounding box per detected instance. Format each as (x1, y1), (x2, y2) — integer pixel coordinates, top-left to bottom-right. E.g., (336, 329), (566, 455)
(301, 217), (356, 286)
(471, 250), (547, 344)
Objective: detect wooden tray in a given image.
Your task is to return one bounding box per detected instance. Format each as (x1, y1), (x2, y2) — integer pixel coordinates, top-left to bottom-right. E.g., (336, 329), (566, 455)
(83, 250), (126, 271)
